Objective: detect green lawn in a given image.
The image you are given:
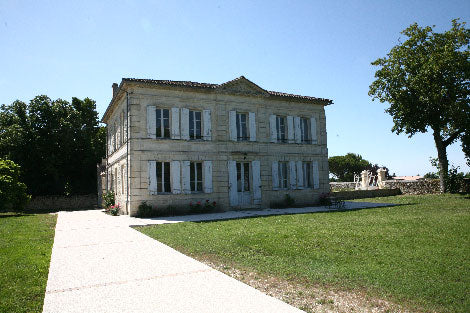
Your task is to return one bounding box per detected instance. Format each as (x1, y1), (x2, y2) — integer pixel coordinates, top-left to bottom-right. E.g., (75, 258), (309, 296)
(138, 194), (470, 312)
(0, 212), (57, 313)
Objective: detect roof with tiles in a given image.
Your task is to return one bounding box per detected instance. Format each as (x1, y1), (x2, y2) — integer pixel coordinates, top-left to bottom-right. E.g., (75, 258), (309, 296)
(102, 76), (333, 122)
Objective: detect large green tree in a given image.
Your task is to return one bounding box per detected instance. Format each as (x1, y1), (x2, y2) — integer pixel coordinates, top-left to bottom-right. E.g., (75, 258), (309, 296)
(369, 19), (470, 192)
(329, 153), (372, 182)
(0, 96), (105, 196)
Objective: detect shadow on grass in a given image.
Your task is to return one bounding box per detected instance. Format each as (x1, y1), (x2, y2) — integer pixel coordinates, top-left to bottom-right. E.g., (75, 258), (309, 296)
(1, 206), (100, 215)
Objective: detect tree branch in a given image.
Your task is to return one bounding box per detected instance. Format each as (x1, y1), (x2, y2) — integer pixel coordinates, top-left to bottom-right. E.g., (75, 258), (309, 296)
(443, 130), (462, 147)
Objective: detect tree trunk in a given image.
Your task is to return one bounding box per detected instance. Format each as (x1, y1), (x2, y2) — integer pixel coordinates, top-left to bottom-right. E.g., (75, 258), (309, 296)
(433, 130), (448, 193)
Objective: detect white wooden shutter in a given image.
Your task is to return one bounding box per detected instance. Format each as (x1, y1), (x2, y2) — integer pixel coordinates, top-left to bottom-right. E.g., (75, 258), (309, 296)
(296, 161), (304, 189)
(252, 160), (261, 204)
(272, 161), (279, 190)
(203, 109), (212, 141)
(181, 161), (190, 193)
(180, 108), (189, 140)
(289, 161), (296, 189)
(229, 111), (237, 141)
(249, 112), (256, 141)
(312, 161), (320, 189)
(287, 116), (294, 143)
(310, 116), (317, 144)
(147, 106), (156, 139)
(123, 110), (128, 142)
(294, 116), (301, 143)
(203, 161), (213, 193)
(171, 108), (180, 139)
(170, 161), (181, 194)
(148, 161), (157, 194)
(228, 161), (238, 205)
(269, 115), (277, 143)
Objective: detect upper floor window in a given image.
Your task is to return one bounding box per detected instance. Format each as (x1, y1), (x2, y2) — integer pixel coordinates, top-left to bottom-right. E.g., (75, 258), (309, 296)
(156, 161), (171, 193)
(278, 162), (288, 189)
(156, 109), (170, 138)
(236, 113), (248, 141)
(190, 162), (203, 192)
(300, 117), (310, 143)
(276, 116), (287, 142)
(189, 110), (202, 140)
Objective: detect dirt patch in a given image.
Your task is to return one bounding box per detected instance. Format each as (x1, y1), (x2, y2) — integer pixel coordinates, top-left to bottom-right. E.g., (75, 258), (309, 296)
(198, 257), (409, 313)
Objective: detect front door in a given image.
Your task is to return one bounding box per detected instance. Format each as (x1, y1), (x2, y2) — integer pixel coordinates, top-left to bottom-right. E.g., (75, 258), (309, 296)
(237, 162), (251, 205)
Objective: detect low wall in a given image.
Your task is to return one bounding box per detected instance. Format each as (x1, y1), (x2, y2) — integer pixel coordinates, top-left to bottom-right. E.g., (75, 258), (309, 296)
(382, 179), (440, 194)
(26, 194), (98, 211)
(330, 179), (441, 195)
(330, 182), (356, 191)
(332, 189), (401, 200)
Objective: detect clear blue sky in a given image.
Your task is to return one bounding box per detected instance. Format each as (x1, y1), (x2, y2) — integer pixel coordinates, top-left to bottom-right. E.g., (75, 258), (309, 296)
(1, 0), (469, 176)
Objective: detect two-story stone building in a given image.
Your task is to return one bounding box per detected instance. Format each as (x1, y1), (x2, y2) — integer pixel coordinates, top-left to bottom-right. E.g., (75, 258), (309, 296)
(102, 76), (332, 216)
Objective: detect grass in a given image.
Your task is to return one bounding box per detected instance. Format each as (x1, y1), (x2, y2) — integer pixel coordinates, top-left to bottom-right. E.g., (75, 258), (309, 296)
(138, 194), (470, 312)
(0, 212), (57, 313)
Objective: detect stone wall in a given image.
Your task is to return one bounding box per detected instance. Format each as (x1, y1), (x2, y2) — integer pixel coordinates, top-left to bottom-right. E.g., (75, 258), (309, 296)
(26, 194), (98, 211)
(330, 179), (441, 195)
(330, 182), (356, 191)
(382, 179), (440, 194)
(332, 188), (401, 200)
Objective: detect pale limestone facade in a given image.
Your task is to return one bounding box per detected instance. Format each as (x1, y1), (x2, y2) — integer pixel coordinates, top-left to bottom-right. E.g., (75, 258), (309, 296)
(102, 77), (332, 216)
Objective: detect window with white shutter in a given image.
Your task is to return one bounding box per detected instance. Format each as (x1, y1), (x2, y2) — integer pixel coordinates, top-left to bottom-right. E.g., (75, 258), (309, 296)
(276, 116), (287, 143)
(303, 162), (312, 188)
(203, 161), (213, 193)
(300, 117), (310, 143)
(249, 112), (256, 141)
(236, 113), (248, 141)
(289, 161), (296, 190)
(156, 109), (170, 138)
(189, 110), (202, 140)
(278, 162), (288, 189)
(310, 116), (318, 144)
(190, 162), (203, 192)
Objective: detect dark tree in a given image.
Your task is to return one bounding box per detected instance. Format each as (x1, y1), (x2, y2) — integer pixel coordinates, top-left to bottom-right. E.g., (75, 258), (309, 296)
(0, 96), (105, 196)
(369, 19), (470, 192)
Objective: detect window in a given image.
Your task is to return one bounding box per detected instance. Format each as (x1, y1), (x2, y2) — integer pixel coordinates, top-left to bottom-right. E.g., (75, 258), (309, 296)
(303, 162), (312, 188)
(237, 162), (250, 192)
(276, 116), (286, 142)
(114, 168), (118, 194)
(190, 162), (203, 192)
(278, 162), (288, 189)
(189, 110), (202, 140)
(156, 162), (171, 192)
(300, 117), (310, 143)
(156, 109), (170, 138)
(236, 113), (248, 141)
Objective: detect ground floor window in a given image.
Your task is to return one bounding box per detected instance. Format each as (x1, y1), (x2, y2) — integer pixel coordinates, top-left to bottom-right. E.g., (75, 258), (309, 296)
(278, 162), (288, 189)
(190, 162), (203, 192)
(156, 162), (171, 193)
(303, 162), (312, 188)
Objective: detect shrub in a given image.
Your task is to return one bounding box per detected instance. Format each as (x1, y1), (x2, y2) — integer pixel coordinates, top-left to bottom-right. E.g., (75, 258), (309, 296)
(0, 159), (31, 211)
(137, 201), (154, 218)
(269, 194), (296, 209)
(190, 200), (218, 214)
(318, 192), (332, 206)
(107, 204), (120, 216)
(103, 191), (115, 209)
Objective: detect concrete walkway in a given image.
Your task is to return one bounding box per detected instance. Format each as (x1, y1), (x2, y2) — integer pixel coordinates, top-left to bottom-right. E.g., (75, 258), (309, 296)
(128, 201), (394, 226)
(43, 202), (393, 312)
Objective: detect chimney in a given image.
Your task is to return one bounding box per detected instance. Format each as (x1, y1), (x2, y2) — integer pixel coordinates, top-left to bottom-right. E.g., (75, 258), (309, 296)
(112, 83), (119, 98)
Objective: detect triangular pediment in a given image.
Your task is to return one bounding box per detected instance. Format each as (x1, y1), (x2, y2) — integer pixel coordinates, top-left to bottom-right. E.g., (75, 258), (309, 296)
(216, 76), (269, 96)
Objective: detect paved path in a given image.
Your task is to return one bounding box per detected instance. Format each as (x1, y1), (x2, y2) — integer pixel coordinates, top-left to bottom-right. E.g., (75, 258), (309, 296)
(43, 202), (393, 312)
(128, 201), (394, 226)
(43, 210), (304, 312)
